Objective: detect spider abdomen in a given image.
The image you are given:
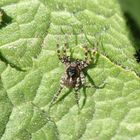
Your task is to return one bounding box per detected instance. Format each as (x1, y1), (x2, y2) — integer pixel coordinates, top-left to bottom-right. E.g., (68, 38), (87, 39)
(61, 76), (77, 88)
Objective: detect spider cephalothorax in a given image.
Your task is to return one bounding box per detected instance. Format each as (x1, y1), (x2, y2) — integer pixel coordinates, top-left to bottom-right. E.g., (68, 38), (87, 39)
(67, 63), (80, 78)
(50, 42), (101, 108)
(67, 62), (79, 76)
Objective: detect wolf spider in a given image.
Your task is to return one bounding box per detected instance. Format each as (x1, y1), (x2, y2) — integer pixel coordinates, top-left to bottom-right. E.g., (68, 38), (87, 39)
(50, 42), (104, 108)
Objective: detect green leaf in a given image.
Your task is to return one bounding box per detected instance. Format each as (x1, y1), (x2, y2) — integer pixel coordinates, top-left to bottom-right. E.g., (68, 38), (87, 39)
(0, 0), (140, 140)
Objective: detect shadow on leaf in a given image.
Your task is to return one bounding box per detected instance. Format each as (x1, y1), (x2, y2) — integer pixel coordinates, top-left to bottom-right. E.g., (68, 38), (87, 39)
(0, 51), (26, 71)
(123, 12), (140, 65)
(0, 8), (12, 29)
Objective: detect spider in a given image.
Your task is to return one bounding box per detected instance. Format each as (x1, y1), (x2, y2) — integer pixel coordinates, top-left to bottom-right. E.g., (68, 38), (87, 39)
(50, 42), (103, 108)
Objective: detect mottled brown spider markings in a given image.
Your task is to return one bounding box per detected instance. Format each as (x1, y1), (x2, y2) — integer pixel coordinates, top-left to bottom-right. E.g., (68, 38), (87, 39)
(50, 42), (100, 108)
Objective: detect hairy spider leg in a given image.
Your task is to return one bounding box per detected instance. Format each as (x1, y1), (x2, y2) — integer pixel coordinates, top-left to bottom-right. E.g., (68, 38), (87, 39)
(74, 89), (80, 108)
(50, 75), (66, 106)
(74, 77), (81, 107)
(63, 42), (71, 64)
(50, 84), (64, 107)
(56, 43), (61, 60)
(63, 43), (67, 56)
(80, 72), (86, 85)
(83, 45), (91, 64)
(56, 43), (70, 65)
(91, 46), (97, 60)
(76, 46), (90, 70)
(90, 40), (98, 61)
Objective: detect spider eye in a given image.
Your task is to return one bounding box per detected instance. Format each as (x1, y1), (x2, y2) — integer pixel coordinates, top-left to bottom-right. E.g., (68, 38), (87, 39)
(67, 67), (77, 77)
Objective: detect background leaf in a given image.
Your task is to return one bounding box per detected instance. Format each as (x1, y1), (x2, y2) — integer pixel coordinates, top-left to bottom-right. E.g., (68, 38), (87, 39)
(0, 0), (140, 140)
(118, 0), (140, 70)
(118, 0), (140, 28)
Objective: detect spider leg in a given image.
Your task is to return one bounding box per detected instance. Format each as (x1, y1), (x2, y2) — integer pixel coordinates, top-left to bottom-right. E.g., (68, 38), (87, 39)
(74, 89), (80, 108)
(56, 43), (61, 60)
(63, 42), (71, 64)
(80, 43), (98, 69)
(91, 46), (97, 61)
(78, 45), (91, 70)
(49, 81), (64, 107)
(63, 43), (67, 57)
(83, 45), (91, 64)
(74, 77), (81, 108)
(80, 71), (86, 85)
(56, 43), (70, 65)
